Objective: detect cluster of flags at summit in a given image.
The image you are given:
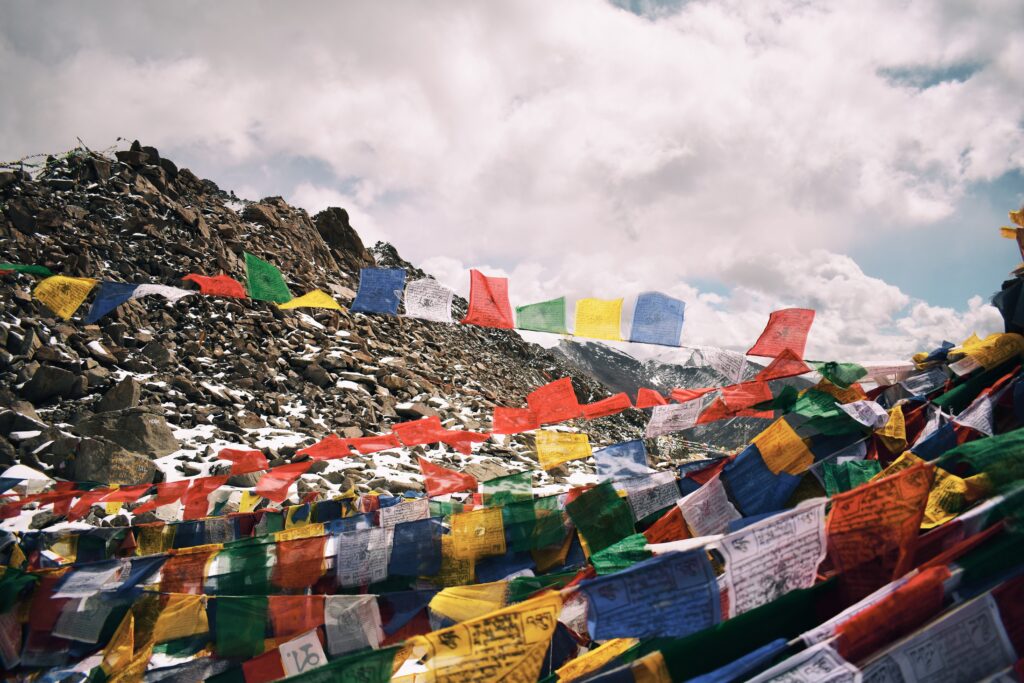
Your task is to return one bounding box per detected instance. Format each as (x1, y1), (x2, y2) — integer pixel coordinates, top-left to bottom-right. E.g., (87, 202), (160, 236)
(6, 255), (818, 354)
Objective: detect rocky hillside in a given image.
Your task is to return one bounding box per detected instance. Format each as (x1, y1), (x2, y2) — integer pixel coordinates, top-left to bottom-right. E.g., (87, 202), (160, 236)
(0, 142), (657, 530)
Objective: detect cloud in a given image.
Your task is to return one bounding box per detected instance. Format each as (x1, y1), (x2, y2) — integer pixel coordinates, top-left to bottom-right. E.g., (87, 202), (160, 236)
(0, 0), (1020, 361)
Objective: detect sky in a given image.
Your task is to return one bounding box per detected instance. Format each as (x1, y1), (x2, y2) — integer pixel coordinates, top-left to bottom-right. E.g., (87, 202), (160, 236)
(1, 0), (1022, 363)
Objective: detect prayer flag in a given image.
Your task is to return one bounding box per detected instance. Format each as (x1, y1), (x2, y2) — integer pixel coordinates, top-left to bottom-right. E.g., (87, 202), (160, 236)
(813, 360), (867, 389)
(33, 275), (96, 320)
(348, 433), (401, 454)
(450, 507), (507, 560)
(594, 440), (652, 480)
(418, 457), (478, 497)
(579, 550), (720, 639)
(721, 444), (803, 516)
(393, 416), (446, 446)
(83, 281), (138, 323)
(581, 392), (633, 419)
(130, 283), (194, 302)
(535, 430), (592, 470)
(256, 461), (313, 503)
(575, 297), (624, 340)
(670, 387), (716, 403)
(350, 267), (406, 314)
(635, 387), (668, 408)
(755, 348), (812, 381)
(152, 594), (209, 642)
(336, 527), (393, 587)
(278, 289), (343, 311)
(182, 476), (229, 520)
(746, 308), (815, 358)
(244, 252), (292, 303)
(630, 292), (685, 346)
(721, 381), (773, 412)
(133, 479), (190, 514)
(492, 406), (540, 434)
(527, 377), (583, 423)
(273, 535), (327, 589)
(565, 481), (635, 554)
(403, 277), (454, 322)
(388, 518), (444, 576)
(645, 401), (706, 437)
(297, 434), (354, 460)
(269, 595), (325, 639)
(461, 269), (514, 328)
(0, 263), (53, 276)
(481, 471), (533, 505)
(751, 418), (815, 475)
(516, 297), (569, 334)
(677, 474), (741, 536)
(182, 273), (247, 298)
(218, 448), (268, 475)
(324, 595), (383, 657)
(215, 595), (268, 659)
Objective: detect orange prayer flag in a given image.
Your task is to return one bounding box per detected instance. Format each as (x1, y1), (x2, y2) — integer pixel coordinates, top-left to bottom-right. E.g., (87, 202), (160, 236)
(634, 388), (668, 408)
(161, 546), (219, 594)
(581, 392), (633, 419)
(349, 433), (402, 455)
(461, 269), (514, 328)
(393, 416), (447, 446)
(746, 308), (815, 358)
(419, 457), (478, 497)
(527, 377), (582, 424)
(492, 407), (540, 434)
(182, 475), (229, 520)
(182, 273), (247, 298)
(642, 505), (691, 544)
(754, 348), (812, 381)
(268, 595), (326, 638)
(217, 448), (268, 475)
(297, 434), (354, 460)
(134, 480), (190, 514)
(272, 535), (327, 589)
(721, 381), (772, 411)
(669, 387), (716, 403)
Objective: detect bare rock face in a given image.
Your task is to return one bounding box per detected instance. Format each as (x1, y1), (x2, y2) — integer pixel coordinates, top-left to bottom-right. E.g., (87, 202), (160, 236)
(70, 437), (158, 485)
(20, 364), (79, 403)
(314, 207), (374, 273)
(73, 408), (179, 457)
(96, 377), (141, 413)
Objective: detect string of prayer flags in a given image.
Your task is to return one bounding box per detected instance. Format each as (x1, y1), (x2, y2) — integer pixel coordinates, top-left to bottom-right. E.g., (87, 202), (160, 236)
(528, 377), (583, 423)
(254, 461), (312, 503)
(33, 275), (97, 320)
(182, 273), (247, 298)
(579, 549), (720, 639)
(535, 430), (592, 470)
(565, 481), (635, 554)
(461, 269), (514, 328)
(402, 277), (454, 323)
(244, 252), (292, 303)
(575, 297), (624, 341)
(82, 281), (139, 323)
(408, 591), (562, 683)
(594, 440), (652, 481)
(350, 267), (406, 315)
(581, 392), (633, 419)
(218, 448), (268, 475)
(516, 297), (569, 334)
(418, 457), (478, 497)
(746, 308), (815, 358)
(278, 289), (343, 311)
(630, 292), (685, 346)
(0, 263), (53, 276)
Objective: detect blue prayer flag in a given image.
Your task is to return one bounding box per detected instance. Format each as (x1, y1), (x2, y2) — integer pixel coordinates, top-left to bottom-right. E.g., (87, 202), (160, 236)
(689, 638), (789, 683)
(351, 268), (407, 315)
(579, 549), (720, 640)
(629, 292), (685, 346)
(912, 422), (958, 460)
(387, 518), (443, 576)
(594, 440), (651, 480)
(721, 444), (802, 516)
(84, 281), (139, 324)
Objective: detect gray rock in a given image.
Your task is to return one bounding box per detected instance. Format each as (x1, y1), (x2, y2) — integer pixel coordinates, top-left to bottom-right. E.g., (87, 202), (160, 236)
(141, 342), (176, 368)
(71, 438), (157, 485)
(74, 408), (179, 457)
(20, 364), (79, 403)
(96, 377), (141, 413)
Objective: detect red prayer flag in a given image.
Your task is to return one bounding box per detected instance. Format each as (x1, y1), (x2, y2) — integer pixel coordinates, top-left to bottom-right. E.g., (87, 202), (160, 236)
(349, 433), (402, 455)
(272, 536), (327, 590)
(66, 490), (107, 522)
(269, 595), (326, 638)
(754, 348), (812, 381)
(255, 462), (312, 503)
(746, 308), (815, 358)
(242, 648), (287, 683)
(98, 484), (153, 503)
(161, 547), (217, 594)
(418, 457), (478, 497)
(297, 434), (354, 460)
(182, 273), (247, 298)
(721, 381), (772, 411)
(527, 377), (582, 424)
(133, 480), (190, 514)
(461, 269), (514, 328)
(439, 430), (490, 455)
(634, 388), (667, 408)
(581, 392), (633, 419)
(182, 475), (230, 520)
(218, 448), (268, 475)
(643, 506), (691, 544)
(393, 417), (447, 446)
(492, 407), (540, 434)
(669, 387), (716, 403)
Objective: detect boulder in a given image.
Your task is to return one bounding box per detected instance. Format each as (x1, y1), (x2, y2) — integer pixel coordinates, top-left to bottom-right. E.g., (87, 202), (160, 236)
(20, 364), (79, 403)
(96, 377), (141, 413)
(74, 408), (179, 457)
(71, 438), (157, 485)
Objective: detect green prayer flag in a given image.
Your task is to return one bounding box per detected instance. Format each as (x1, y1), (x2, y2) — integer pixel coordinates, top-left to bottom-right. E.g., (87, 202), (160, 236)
(565, 481), (635, 554)
(503, 495), (566, 552)
(244, 252), (292, 303)
(0, 263), (53, 276)
(823, 460), (881, 496)
(938, 425), (1024, 490)
(515, 297), (568, 334)
(507, 572), (577, 603)
(210, 537), (272, 595)
(482, 471), (533, 506)
(753, 385), (799, 413)
(0, 567), (38, 613)
(794, 389), (841, 419)
(813, 361), (867, 389)
(215, 595), (267, 659)
(590, 533), (651, 575)
(429, 500), (465, 518)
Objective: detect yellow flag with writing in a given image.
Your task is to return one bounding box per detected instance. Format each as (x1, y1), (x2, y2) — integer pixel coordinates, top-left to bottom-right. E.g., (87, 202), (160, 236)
(152, 594), (209, 642)
(575, 298), (623, 340)
(752, 418), (814, 475)
(409, 591), (563, 682)
(33, 276), (97, 320)
(557, 638), (639, 682)
(429, 581), (509, 624)
(535, 430), (592, 470)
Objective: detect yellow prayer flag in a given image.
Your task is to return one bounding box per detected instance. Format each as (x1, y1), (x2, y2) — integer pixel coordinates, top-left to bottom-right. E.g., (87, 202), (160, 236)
(273, 522), (324, 542)
(285, 504), (311, 529)
(1001, 226), (1020, 239)
(429, 581), (509, 624)
(450, 507), (506, 560)
(752, 418), (814, 475)
(101, 611), (135, 675)
(813, 378), (866, 404)
(277, 289), (344, 311)
(33, 276), (97, 320)
(557, 638), (639, 683)
(876, 406), (907, 453)
(239, 490), (261, 513)
(432, 534), (475, 587)
(8, 543), (26, 569)
(535, 430), (592, 470)
(575, 298), (623, 341)
(152, 594), (209, 642)
(954, 332), (1024, 370)
(1011, 208), (1024, 228)
(107, 643), (153, 683)
(631, 651), (673, 683)
(409, 591), (562, 682)
(136, 525), (173, 557)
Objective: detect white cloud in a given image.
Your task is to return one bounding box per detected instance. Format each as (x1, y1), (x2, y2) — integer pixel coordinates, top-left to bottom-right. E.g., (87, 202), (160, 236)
(0, 0), (1019, 361)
